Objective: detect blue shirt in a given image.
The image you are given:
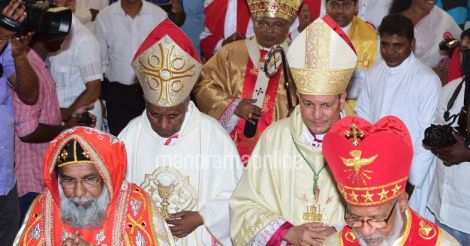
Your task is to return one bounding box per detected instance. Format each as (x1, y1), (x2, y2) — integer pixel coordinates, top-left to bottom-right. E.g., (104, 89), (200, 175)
(436, 0), (470, 29)
(0, 43), (16, 196)
(181, 0), (204, 55)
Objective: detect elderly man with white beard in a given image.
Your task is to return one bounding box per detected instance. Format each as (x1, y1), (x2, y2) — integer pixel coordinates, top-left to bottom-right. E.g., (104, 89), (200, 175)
(14, 127), (175, 246)
(322, 116), (459, 246)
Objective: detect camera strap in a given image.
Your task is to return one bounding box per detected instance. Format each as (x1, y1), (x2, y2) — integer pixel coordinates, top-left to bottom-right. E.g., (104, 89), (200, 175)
(444, 78), (464, 122)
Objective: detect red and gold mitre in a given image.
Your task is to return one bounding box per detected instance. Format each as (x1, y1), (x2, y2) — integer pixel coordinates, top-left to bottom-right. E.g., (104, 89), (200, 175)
(132, 19), (202, 107)
(323, 116), (413, 206)
(247, 0), (302, 22)
(287, 16), (357, 95)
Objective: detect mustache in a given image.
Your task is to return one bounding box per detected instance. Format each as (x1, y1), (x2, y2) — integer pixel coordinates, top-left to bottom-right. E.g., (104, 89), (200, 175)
(59, 186), (109, 228)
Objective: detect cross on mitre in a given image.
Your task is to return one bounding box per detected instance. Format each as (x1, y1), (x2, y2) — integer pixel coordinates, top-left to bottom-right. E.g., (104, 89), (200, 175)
(345, 123), (364, 146)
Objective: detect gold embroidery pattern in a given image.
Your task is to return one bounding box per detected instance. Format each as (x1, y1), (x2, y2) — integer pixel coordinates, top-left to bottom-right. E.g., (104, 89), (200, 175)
(419, 220), (437, 240)
(378, 188), (389, 201)
(141, 167), (197, 219)
(112, 181), (130, 244)
(306, 21), (329, 70)
(247, 0), (302, 21)
(235, 212), (279, 245)
(59, 149), (68, 162)
(132, 35), (201, 107)
(339, 177), (408, 206)
(291, 68), (354, 96)
(341, 150), (377, 185)
(303, 205), (322, 222)
(344, 231), (357, 243)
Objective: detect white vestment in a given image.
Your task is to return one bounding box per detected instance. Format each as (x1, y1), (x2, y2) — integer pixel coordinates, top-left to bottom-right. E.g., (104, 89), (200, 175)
(119, 101), (243, 245)
(230, 107), (346, 245)
(428, 78), (470, 234)
(414, 6), (461, 69)
(356, 53), (441, 220)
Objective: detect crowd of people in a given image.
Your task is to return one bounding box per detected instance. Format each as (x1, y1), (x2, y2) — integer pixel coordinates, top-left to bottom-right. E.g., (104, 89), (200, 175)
(1, 0), (470, 245)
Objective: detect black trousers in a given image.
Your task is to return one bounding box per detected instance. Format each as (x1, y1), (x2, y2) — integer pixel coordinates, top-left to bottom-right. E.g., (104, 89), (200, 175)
(0, 185), (20, 245)
(105, 81), (145, 136)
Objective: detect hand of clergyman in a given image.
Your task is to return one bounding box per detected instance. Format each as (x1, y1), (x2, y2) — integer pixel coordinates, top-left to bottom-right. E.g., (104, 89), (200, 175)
(166, 211), (203, 238)
(284, 223), (335, 246)
(61, 232), (91, 246)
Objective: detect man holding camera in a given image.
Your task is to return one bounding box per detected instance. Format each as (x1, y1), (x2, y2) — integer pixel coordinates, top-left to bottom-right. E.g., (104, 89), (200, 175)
(427, 28), (470, 245)
(0, 0), (39, 244)
(356, 14), (441, 220)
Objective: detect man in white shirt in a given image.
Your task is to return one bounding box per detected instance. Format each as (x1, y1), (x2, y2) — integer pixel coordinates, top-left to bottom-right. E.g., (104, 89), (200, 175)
(75, 0), (108, 31)
(119, 20), (242, 245)
(356, 14), (441, 220)
(48, 6), (103, 129)
(428, 29), (470, 245)
(94, 0), (167, 135)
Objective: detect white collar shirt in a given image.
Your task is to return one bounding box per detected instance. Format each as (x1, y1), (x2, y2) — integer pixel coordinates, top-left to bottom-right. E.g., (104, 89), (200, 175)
(94, 0), (167, 85)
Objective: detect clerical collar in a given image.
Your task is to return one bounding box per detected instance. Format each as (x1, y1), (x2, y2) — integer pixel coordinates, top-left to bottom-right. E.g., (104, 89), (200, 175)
(304, 125), (324, 148)
(387, 53), (415, 75)
(156, 105), (192, 146)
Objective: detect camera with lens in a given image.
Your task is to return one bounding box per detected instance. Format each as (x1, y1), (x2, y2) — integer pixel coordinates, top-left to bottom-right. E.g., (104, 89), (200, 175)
(439, 37), (460, 51)
(78, 112), (93, 126)
(0, 0), (72, 40)
(422, 123), (469, 149)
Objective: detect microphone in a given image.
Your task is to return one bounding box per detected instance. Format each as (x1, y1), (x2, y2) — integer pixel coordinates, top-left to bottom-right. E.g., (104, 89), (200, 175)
(244, 119), (258, 138)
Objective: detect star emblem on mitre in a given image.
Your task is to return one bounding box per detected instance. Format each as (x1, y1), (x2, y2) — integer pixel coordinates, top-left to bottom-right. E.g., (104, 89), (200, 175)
(341, 150), (377, 185)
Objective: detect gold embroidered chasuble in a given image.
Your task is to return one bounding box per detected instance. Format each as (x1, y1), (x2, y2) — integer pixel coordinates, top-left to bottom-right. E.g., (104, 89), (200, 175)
(195, 38), (292, 120)
(230, 106), (352, 245)
(194, 38), (296, 160)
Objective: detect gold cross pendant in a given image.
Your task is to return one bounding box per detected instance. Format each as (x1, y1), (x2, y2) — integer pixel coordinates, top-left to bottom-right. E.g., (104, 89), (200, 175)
(303, 205), (322, 222)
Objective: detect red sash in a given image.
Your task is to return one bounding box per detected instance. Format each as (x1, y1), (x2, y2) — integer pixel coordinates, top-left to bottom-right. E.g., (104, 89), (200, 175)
(236, 0), (250, 35)
(339, 209), (441, 246)
(231, 50), (281, 164)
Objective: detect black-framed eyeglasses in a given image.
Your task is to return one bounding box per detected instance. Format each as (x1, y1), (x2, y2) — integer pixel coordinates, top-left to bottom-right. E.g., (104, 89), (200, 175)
(60, 176), (102, 190)
(344, 200), (397, 229)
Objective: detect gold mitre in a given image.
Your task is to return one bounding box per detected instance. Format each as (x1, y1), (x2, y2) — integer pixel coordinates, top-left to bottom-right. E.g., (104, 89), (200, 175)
(287, 16), (358, 95)
(132, 19), (202, 107)
(247, 0), (302, 22)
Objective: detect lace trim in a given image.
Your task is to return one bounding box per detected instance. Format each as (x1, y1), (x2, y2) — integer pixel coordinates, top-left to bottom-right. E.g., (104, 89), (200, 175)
(249, 218), (286, 245)
(218, 98), (242, 133)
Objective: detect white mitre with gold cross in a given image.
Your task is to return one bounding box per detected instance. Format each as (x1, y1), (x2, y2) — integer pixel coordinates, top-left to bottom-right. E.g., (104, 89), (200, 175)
(132, 19), (202, 107)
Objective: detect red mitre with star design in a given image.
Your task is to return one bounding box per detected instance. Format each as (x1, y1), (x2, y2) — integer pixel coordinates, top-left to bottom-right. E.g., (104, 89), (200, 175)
(323, 116), (413, 206)
(132, 19), (202, 107)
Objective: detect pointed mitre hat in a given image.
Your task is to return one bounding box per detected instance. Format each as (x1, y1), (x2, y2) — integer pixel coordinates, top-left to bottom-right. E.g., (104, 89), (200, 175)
(287, 15), (358, 95)
(132, 19), (202, 107)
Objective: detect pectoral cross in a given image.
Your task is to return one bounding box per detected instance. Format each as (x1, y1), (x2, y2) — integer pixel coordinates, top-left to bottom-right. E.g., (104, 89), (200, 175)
(255, 87), (264, 96)
(303, 205), (322, 222)
(345, 123), (364, 146)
